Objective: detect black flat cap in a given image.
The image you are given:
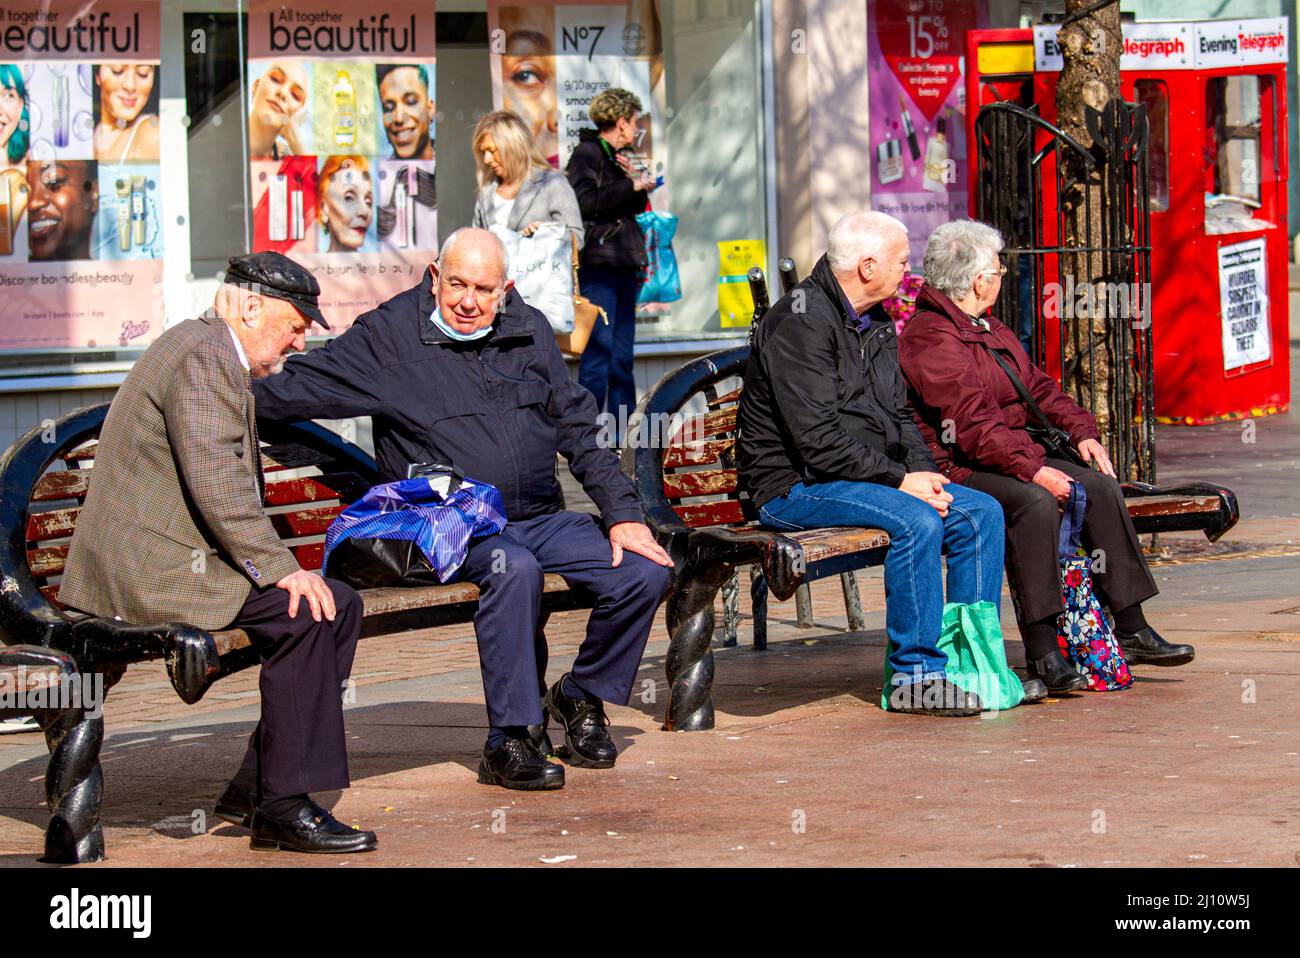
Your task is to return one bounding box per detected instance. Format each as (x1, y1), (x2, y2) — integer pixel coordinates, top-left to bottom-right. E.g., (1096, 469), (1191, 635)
(225, 252), (330, 330)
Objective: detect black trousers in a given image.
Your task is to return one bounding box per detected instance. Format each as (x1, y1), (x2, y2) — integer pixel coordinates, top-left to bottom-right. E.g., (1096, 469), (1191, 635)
(231, 578), (362, 800)
(964, 458), (1158, 643)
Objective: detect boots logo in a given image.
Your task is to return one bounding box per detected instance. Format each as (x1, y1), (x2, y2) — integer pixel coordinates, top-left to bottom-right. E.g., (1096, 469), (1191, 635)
(49, 889), (151, 939)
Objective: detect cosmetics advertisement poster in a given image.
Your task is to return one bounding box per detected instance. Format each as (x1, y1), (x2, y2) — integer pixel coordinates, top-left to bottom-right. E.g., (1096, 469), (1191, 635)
(486, 1), (667, 203)
(0, 0), (164, 350)
(247, 0), (436, 331)
(867, 0), (986, 266)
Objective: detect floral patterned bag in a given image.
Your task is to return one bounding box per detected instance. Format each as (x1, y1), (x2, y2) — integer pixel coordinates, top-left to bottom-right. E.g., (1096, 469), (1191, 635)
(1056, 482), (1133, 691)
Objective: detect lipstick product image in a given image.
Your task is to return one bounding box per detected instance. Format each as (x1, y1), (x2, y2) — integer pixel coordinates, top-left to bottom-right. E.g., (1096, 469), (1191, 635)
(290, 176), (305, 241)
(898, 95), (920, 162)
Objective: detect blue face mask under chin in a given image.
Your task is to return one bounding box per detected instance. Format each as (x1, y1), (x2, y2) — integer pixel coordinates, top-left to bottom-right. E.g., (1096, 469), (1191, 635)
(430, 309), (493, 342)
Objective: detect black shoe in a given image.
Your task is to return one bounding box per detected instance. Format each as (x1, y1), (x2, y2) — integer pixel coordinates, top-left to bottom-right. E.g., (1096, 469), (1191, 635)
(544, 675), (617, 768)
(1020, 677), (1049, 704)
(1116, 626), (1194, 666)
(214, 777), (257, 829)
(249, 800), (378, 854)
(477, 736), (565, 790)
(1027, 651), (1089, 693)
(888, 678), (982, 716)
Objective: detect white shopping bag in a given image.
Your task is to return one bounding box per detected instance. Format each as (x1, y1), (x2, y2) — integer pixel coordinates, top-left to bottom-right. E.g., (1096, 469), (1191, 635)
(490, 223), (575, 333)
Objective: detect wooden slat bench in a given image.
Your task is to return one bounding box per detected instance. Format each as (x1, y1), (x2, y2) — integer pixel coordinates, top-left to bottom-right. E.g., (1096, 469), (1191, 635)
(620, 339), (1240, 733)
(0, 404), (595, 863)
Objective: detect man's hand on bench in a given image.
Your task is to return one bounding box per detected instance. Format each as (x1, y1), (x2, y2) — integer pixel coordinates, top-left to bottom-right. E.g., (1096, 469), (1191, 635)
(277, 569), (338, 622)
(900, 472), (954, 518)
(609, 521), (673, 569)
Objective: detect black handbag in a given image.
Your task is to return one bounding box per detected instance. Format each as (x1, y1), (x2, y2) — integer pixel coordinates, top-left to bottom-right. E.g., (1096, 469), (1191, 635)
(978, 341), (1089, 469)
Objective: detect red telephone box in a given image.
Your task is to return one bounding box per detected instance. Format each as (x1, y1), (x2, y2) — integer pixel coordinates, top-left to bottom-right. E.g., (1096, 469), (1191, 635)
(966, 18), (1290, 424)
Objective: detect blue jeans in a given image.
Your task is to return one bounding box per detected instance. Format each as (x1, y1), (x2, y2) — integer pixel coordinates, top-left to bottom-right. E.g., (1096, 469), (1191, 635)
(577, 264), (639, 442)
(759, 480), (1005, 685)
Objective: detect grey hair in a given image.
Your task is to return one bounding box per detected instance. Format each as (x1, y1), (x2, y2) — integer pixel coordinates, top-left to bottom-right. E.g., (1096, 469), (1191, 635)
(923, 220), (1004, 299)
(438, 227), (510, 280)
(826, 211), (908, 274)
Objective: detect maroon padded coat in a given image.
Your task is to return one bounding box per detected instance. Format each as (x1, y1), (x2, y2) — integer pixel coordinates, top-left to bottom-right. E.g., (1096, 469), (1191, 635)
(898, 284), (1100, 484)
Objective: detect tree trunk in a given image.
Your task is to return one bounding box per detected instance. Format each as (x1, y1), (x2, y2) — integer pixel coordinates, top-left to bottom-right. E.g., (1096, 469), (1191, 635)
(1055, 0), (1122, 459)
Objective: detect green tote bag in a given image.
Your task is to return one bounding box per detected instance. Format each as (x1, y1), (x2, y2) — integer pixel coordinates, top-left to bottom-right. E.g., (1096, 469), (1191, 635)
(881, 601), (1026, 711)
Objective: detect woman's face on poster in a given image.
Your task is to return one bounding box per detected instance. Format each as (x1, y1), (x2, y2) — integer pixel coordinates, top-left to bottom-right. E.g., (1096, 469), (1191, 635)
(0, 81), (23, 150)
(28, 160), (96, 260)
(380, 66), (434, 159)
(322, 162), (372, 250)
(99, 63), (155, 127)
(252, 62), (308, 134)
(501, 28), (557, 163)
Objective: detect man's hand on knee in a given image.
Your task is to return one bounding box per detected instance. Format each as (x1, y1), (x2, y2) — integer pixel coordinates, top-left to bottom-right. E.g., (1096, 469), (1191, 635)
(276, 569), (336, 622)
(608, 521), (672, 568)
(900, 471), (953, 517)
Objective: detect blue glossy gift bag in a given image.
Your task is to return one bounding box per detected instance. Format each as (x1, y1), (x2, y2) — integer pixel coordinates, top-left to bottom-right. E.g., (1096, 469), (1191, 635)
(636, 210), (682, 304)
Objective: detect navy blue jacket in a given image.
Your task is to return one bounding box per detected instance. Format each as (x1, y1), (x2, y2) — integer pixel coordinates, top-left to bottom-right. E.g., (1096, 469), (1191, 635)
(252, 268), (643, 527)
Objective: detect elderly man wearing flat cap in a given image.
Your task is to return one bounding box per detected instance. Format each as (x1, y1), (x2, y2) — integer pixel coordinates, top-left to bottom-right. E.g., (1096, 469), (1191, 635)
(61, 252), (377, 854)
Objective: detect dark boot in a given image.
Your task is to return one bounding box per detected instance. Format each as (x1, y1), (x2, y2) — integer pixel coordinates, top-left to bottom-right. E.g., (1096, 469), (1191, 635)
(1116, 626), (1194, 666)
(1027, 651), (1089, 693)
(888, 678), (982, 716)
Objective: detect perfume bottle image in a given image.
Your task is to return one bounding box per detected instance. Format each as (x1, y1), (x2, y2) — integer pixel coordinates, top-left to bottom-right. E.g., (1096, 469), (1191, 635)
(922, 111), (950, 193)
(333, 70), (355, 147)
(53, 74), (70, 149)
(877, 121), (904, 185)
(898, 95), (920, 161)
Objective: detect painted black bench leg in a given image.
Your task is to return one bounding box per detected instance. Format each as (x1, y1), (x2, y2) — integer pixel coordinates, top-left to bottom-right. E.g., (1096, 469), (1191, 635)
(38, 703), (105, 863)
(721, 570), (740, 648)
(794, 583), (814, 628)
(748, 565), (769, 651)
(664, 564), (730, 731)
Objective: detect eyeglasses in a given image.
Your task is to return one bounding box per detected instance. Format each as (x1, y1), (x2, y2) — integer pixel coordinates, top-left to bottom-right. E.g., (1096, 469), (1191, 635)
(979, 263), (1008, 278)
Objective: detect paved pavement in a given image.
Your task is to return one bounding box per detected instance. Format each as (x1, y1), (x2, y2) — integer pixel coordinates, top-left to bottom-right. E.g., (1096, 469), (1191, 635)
(0, 278), (1295, 867)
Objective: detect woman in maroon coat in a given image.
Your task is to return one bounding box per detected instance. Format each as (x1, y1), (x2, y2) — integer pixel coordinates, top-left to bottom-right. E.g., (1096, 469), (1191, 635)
(899, 220), (1193, 692)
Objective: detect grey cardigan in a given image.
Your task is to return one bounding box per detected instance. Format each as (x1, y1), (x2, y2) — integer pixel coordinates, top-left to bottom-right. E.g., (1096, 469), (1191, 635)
(472, 167), (585, 250)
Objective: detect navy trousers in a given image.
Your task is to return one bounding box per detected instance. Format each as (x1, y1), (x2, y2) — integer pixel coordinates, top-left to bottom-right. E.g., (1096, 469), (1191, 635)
(457, 510), (671, 728)
(576, 264), (640, 437)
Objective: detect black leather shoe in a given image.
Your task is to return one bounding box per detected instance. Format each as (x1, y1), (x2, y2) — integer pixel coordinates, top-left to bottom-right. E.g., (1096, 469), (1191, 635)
(528, 718), (557, 760)
(888, 678), (982, 716)
(477, 736), (565, 790)
(249, 801), (377, 854)
(1020, 677), (1049, 704)
(214, 777), (257, 829)
(1117, 626), (1194, 666)
(544, 675), (617, 768)
(1027, 651), (1089, 693)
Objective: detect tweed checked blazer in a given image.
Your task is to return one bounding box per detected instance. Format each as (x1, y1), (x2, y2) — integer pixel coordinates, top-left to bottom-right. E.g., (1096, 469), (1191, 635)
(60, 311), (301, 630)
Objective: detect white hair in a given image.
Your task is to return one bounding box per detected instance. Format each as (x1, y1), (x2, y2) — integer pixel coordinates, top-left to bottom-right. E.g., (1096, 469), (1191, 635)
(923, 220), (1004, 300)
(826, 211), (908, 275)
(438, 227), (510, 280)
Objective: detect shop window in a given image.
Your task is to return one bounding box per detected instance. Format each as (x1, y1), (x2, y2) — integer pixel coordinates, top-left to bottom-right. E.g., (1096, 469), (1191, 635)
(1204, 75), (1274, 234)
(1133, 80), (1168, 212)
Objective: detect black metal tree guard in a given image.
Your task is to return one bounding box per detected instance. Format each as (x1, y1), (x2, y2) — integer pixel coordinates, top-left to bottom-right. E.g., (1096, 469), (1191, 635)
(974, 98), (1156, 483)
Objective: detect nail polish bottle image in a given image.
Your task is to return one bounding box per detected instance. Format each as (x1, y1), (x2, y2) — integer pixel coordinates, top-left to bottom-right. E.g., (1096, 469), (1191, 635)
(877, 134), (903, 186)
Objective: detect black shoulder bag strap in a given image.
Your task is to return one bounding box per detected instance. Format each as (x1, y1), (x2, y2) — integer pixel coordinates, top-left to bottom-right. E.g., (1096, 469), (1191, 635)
(976, 338), (1089, 468)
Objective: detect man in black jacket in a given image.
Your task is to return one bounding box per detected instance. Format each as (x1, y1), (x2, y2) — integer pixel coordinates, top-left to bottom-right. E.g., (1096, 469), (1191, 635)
(253, 228), (672, 790)
(737, 212), (1010, 717)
